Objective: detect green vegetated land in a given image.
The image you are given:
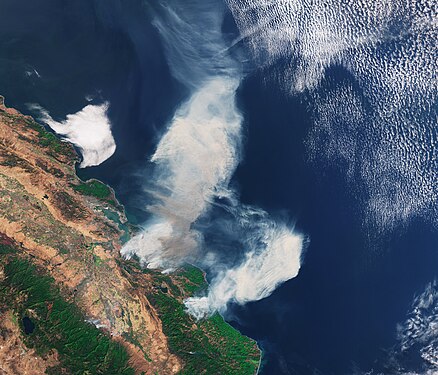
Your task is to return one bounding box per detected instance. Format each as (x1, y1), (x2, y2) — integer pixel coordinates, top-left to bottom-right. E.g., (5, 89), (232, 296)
(0, 99), (261, 374)
(146, 265), (261, 375)
(0, 242), (134, 375)
(72, 179), (117, 206)
(0, 239), (260, 375)
(25, 118), (77, 160)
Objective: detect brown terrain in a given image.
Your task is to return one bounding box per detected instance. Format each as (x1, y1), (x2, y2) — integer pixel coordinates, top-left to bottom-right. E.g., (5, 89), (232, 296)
(0, 96), (181, 374)
(0, 310), (59, 375)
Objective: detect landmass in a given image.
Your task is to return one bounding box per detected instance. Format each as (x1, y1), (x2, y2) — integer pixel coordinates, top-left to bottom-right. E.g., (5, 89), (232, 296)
(0, 96), (261, 374)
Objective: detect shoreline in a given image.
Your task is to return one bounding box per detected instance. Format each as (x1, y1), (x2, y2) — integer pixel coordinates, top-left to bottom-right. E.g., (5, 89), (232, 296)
(70, 130), (264, 375)
(0, 93), (262, 374)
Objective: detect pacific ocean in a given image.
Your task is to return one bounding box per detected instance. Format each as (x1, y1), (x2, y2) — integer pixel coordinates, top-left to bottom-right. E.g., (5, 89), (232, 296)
(0, 1), (437, 374)
(230, 65), (438, 374)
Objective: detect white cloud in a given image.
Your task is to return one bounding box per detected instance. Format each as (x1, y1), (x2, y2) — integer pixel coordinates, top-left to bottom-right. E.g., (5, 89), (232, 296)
(30, 102), (116, 168)
(226, 0), (438, 230)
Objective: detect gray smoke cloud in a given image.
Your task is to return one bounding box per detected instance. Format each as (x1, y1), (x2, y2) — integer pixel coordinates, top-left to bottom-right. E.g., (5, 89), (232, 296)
(121, 0), (304, 316)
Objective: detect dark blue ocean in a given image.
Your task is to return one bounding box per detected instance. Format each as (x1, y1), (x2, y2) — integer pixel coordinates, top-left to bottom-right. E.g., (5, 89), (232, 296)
(1, 1), (436, 374)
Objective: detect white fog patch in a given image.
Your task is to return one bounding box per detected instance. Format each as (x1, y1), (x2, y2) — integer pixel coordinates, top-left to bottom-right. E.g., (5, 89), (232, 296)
(29, 103), (116, 168)
(185, 220), (304, 319)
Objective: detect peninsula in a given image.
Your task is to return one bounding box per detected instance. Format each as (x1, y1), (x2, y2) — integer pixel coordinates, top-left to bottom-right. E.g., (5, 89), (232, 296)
(0, 96), (261, 374)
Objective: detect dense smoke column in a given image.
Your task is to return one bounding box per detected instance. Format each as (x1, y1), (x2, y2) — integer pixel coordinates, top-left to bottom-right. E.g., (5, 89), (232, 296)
(121, 0), (304, 316)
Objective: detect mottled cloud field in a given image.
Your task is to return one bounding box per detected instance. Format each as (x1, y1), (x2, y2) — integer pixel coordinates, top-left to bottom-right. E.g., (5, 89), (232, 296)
(226, 0), (437, 231)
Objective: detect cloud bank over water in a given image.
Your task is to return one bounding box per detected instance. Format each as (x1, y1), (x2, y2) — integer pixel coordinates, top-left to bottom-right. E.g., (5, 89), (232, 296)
(397, 280), (438, 369)
(30, 103), (116, 168)
(121, 0), (304, 315)
(353, 280), (438, 374)
(226, 0), (437, 231)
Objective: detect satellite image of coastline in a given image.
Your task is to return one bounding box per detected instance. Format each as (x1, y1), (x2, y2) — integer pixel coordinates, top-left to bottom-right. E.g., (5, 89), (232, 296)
(0, 0), (436, 374)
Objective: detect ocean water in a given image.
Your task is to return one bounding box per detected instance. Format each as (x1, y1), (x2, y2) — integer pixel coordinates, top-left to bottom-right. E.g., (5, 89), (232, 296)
(0, 0), (184, 222)
(232, 69), (438, 374)
(0, 0), (437, 374)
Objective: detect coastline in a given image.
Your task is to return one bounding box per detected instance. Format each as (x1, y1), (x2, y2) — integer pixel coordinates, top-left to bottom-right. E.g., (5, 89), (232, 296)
(183, 262), (264, 374)
(0, 94), (262, 374)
